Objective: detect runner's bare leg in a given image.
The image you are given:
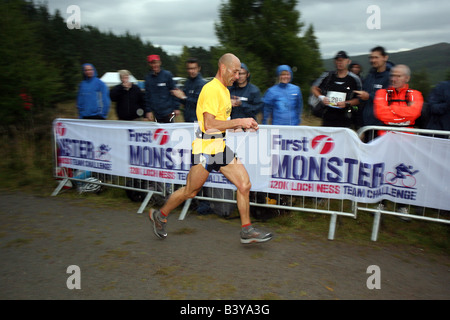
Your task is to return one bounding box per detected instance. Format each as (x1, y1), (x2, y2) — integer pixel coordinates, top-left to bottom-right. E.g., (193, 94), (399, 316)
(219, 158), (252, 226)
(159, 164), (209, 215)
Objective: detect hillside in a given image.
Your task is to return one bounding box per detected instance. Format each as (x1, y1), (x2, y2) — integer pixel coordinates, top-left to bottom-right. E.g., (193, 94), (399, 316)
(323, 42), (450, 85)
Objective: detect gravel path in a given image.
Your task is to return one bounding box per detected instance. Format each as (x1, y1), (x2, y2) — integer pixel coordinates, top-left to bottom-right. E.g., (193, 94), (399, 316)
(0, 190), (449, 301)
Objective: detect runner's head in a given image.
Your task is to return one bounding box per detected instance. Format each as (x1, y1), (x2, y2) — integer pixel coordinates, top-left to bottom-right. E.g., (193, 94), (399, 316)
(218, 53), (241, 87)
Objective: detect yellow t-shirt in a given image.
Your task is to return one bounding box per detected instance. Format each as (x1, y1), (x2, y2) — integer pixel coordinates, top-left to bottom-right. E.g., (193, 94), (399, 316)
(192, 78), (232, 155)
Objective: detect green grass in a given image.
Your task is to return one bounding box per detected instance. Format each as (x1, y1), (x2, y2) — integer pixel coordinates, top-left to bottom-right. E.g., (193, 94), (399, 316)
(262, 203), (450, 255)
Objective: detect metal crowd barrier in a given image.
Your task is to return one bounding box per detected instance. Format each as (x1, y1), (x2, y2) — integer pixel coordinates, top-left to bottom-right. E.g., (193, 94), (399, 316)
(356, 126), (450, 241)
(51, 123), (450, 242)
(52, 169), (353, 241)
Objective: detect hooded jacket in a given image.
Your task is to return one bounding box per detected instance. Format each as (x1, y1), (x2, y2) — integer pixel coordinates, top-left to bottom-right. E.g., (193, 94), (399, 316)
(76, 63), (110, 119)
(262, 65), (303, 125)
(361, 61), (393, 126)
(228, 63), (263, 120)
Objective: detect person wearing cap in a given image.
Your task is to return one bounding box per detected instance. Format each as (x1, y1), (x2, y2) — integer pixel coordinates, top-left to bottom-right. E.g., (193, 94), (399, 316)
(144, 54), (180, 122)
(262, 65), (303, 125)
(311, 50), (362, 128)
(229, 63), (263, 120)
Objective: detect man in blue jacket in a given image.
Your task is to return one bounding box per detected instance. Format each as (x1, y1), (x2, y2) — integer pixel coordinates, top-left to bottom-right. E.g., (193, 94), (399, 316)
(171, 58), (206, 122)
(76, 63), (110, 119)
(144, 55), (179, 123)
(262, 65), (303, 125)
(229, 63), (262, 120)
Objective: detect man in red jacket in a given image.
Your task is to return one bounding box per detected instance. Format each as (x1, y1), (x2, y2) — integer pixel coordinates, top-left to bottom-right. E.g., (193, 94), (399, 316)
(374, 64), (423, 135)
(374, 64), (423, 220)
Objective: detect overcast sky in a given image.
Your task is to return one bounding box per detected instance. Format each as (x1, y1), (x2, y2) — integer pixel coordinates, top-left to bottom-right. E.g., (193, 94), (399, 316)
(44, 0), (449, 59)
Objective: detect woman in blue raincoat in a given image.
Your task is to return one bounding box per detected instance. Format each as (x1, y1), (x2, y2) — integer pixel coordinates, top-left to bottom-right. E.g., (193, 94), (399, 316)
(262, 65), (303, 125)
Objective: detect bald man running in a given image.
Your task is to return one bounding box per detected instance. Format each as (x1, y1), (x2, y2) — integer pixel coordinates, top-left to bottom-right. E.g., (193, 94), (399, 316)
(149, 53), (273, 244)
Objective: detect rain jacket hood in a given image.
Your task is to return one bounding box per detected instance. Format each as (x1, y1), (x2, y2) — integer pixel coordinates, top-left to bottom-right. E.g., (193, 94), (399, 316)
(276, 65), (293, 83)
(240, 63), (251, 82)
(77, 63), (110, 119)
(228, 63), (263, 120)
(82, 63), (98, 79)
(262, 65), (303, 125)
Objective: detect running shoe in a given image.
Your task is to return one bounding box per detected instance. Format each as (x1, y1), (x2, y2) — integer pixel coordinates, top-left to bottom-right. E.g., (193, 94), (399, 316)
(149, 209), (167, 239)
(240, 226), (273, 244)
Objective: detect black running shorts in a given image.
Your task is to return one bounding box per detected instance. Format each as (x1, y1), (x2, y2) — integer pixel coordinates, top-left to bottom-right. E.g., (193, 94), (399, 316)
(191, 146), (236, 172)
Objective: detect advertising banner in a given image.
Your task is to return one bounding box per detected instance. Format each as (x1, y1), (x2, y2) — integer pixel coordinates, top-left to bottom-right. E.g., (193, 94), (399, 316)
(53, 119), (450, 210)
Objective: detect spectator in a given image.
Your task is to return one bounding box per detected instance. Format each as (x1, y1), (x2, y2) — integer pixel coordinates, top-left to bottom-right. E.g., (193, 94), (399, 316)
(374, 64), (424, 219)
(426, 80), (450, 135)
(144, 55), (180, 122)
(311, 51), (361, 128)
(262, 65), (303, 125)
(349, 62), (363, 129)
(349, 62), (363, 79)
(77, 63), (110, 119)
(229, 63), (263, 120)
(110, 70), (145, 120)
(374, 64), (424, 135)
(171, 58), (206, 122)
(355, 46), (393, 132)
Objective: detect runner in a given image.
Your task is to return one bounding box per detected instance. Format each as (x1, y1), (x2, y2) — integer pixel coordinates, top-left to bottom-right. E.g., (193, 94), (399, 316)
(149, 53), (273, 244)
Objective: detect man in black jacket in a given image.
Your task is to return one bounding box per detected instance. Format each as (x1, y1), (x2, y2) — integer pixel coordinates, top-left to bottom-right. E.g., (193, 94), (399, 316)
(355, 46), (393, 128)
(110, 70), (145, 120)
(311, 51), (361, 128)
(229, 62), (262, 120)
(171, 58), (206, 122)
(426, 80), (450, 134)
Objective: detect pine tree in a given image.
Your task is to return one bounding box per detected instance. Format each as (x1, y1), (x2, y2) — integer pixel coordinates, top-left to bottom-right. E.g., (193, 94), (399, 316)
(0, 0), (62, 128)
(214, 0), (323, 92)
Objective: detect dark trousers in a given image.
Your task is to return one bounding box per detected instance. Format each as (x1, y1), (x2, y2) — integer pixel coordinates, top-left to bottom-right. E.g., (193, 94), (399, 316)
(82, 115), (105, 120)
(156, 112), (175, 123)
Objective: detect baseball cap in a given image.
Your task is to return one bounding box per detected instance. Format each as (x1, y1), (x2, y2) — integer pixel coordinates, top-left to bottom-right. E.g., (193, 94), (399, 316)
(334, 51), (349, 59)
(147, 54), (160, 62)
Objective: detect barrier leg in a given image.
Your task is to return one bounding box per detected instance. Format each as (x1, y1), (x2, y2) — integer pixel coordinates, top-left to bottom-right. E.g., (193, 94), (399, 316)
(352, 201), (358, 218)
(51, 178), (69, 196)
(371, 211), (381, 241)
(137, 191), (154, 214)
(178, 198), (192, 220)
(328, 213), (337, 240)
